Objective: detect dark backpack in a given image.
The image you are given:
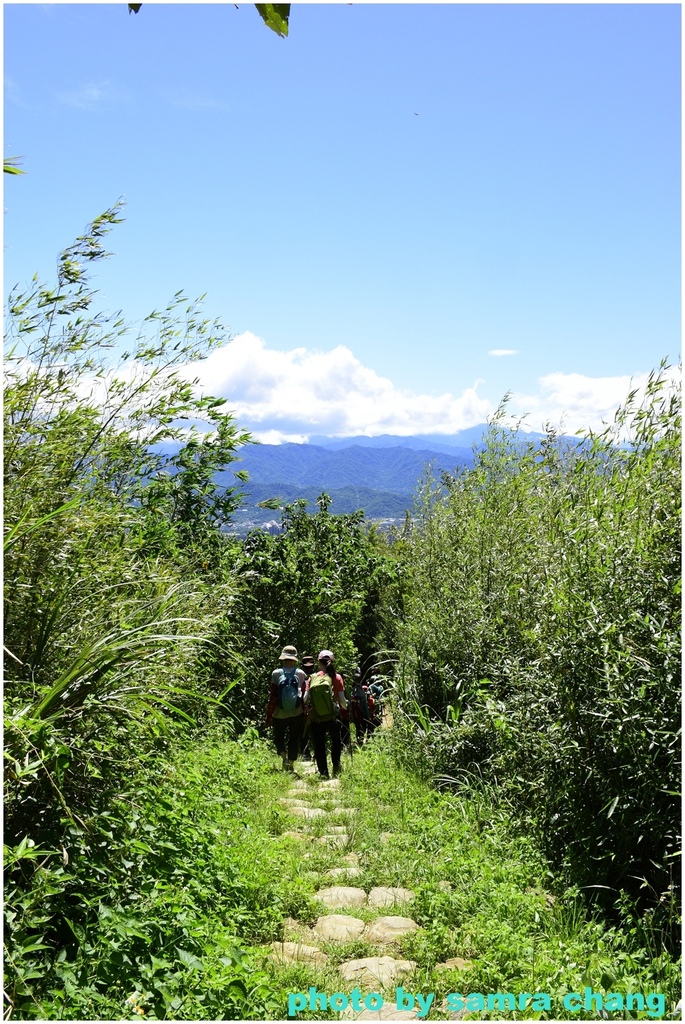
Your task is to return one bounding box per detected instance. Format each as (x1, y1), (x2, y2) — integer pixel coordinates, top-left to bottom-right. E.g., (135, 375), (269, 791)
(277, 670), (302, 713)
(308, 673), (336, 722)
(350, 684), (369, 724)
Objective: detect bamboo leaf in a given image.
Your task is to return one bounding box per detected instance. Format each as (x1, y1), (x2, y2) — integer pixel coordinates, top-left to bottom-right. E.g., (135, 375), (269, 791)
(255, 3), (290, 37)
(606, 796), (619, 819)
(4, 157), (26, 175)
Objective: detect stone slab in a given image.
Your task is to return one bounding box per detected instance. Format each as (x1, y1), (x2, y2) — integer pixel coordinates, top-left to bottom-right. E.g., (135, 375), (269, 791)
(317, 833), (348, 848)
(314, 914), (365, 942)
(269, 941), (327, 965)
(316, 886), (368, 909)
(364, 916), (420, 944)
(289, 805), (327, 819)
(281, 830), (307, 841)
(339, 955), (417, 989)
(368, 887), (415, 909)
(327, 866), (363, 879)
(436, 956), (471, 971)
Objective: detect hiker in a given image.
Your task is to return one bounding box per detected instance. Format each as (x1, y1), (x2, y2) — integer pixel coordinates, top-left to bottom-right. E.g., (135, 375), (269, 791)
(349, 667), (372, 745)
(304, 650), (347, 779)
(301, 654), (317, 678)
(299, 654), (317, 761)
(368, 675), (384, 728)
(265, 645), (307, 771)
(338, 669), (351, 750)
(365, 685), (376, 734)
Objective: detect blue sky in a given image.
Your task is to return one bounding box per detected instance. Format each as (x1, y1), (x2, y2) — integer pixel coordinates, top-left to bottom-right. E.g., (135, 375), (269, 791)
(4, 3), (681, 440)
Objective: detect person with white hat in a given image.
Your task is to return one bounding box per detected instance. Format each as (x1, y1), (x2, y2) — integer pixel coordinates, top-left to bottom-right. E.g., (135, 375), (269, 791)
(265, 645), (307, 771)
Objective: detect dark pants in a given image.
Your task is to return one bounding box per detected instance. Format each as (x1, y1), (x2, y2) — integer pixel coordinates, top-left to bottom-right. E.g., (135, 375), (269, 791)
(273, 715), (304, 761)
(355, 719), (369, 745)
(311, 719), (341, 778)
(340, 714), (351, 748)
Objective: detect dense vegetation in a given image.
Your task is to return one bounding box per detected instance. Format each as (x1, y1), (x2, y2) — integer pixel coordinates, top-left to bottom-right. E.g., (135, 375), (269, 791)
(4, 211), (681, 1019)
(394, 381), (681, 941)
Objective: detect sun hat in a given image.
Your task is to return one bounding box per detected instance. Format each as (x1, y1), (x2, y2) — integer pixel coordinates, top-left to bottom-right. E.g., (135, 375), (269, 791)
(318, 649), (334, 661)
(301, 654), (316, 665)
(279, 645), (299, 661)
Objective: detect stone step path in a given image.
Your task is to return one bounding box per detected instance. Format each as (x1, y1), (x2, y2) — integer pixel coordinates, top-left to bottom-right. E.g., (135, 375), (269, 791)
(267, 765), (447, 1021)
(266, 763), (474, 1020)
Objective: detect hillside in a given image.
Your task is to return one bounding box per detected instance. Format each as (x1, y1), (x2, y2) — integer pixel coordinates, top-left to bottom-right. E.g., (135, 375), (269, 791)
(223, 431), (595, 531)
(223, 440), (474, 529)
(231, 443), (473, 493)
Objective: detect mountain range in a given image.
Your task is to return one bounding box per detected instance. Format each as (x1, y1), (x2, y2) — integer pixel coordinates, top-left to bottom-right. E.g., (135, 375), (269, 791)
(230, 441), (473, 493)
(173, 424), (582, 532)
(224, 427), (500, 531)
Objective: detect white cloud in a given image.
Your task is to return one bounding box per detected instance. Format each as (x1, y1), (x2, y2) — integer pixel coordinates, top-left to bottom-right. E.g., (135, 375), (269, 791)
(489, 348), (519, 357)
(507, 367), (680, 436)
(182, 334), (679, 441)
(11, 330), (676, 445)
(182, 332), (493, 441)
(56, 81), (128, 109)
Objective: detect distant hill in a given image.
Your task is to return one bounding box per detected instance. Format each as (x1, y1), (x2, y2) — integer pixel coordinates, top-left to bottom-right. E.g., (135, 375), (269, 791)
(222, 439), (474, 531)
(238, 483), (413, 519)
(307, 432), (483, 457)
(168, 426), (581, 533)
(307, 426), (497, 450)
(229, 442), (473, 495)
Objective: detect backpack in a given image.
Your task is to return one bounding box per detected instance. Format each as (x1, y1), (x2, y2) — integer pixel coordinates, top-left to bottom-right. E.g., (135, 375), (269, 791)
(308, 673), (337, 722)
(350, 684), (369, 724)
(277, 669), (302, 713)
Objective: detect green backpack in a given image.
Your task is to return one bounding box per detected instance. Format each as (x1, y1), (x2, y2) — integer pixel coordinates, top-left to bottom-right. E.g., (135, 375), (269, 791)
(308, 673), (336, 722)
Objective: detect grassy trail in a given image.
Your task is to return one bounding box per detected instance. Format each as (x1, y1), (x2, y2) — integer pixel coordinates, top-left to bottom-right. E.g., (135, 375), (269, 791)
(231, 732), (678, 1021)
(19, 726), (678, 1021)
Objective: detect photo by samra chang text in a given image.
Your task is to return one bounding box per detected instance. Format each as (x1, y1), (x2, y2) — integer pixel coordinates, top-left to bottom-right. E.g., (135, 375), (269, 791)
(287, 985), (667, 1019)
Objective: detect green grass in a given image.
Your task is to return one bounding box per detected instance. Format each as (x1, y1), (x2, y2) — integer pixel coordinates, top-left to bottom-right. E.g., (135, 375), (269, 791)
(6, 728), (680, 1020)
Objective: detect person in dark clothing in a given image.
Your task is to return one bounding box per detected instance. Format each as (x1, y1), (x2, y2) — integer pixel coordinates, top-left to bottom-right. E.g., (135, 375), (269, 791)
(349, 667), (372, 745)
(368, 675), (385, 727)
(304, 650), (347, 778)
(299, 654), (317, 760)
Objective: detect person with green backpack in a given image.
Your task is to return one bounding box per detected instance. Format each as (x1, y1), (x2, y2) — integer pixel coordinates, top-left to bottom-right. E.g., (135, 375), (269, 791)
(304, 650), (347, 779)
(265, 645), (307, 771)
